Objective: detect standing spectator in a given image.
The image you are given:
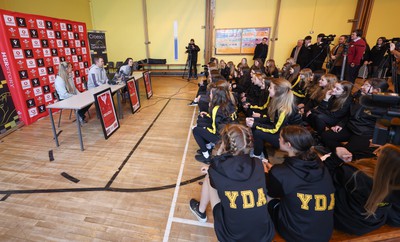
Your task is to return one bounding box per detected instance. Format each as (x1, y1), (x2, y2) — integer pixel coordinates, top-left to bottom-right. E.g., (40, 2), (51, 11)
(253, 37), (269, 64)
(290, 39), (303, 64)
(330, 35), (348, 78)
(87, 56), (108, 89)
(297, 36), (313, 69)
(345, 29), (366, 83)
(311, 33), (330, 71)
(369, 37), (388, 77)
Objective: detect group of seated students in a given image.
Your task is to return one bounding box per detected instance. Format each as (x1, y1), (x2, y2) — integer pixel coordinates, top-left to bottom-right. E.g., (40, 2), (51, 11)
(188, 57), (400, 241)
(54, 56), (135, 124)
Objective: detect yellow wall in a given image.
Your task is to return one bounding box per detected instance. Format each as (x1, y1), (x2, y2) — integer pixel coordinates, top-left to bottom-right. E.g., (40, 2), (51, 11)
(367, 0), (399, 46)
(3, 0), (398, 68)
(91, 0), (205, 64)
(215, 0), (357, 68)
(0, 0), (92, 28)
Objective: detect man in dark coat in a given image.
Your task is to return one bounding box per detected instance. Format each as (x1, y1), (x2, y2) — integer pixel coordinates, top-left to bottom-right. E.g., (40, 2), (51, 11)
(253, 37), (269, 64)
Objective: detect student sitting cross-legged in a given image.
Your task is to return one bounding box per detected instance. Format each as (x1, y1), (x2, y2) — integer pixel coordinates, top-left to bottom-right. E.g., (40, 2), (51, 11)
(189, 124), (275, 242)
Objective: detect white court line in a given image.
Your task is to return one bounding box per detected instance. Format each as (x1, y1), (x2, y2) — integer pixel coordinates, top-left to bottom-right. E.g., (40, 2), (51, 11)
(172, 217), (214, 228)
(163, 107), (198, 242)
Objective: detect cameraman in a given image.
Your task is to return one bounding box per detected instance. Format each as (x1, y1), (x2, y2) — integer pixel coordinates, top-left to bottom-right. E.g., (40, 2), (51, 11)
(186, 39), (200, 79)
(311, 33), (330, 71)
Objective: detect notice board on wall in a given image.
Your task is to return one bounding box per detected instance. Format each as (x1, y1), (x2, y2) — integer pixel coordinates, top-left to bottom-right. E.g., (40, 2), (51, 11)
(215, 27), (271, 55)
(0, 9), (91, 125)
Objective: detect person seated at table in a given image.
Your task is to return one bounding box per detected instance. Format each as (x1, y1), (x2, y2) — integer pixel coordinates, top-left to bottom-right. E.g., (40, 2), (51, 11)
(55, 62), (91, 123)
(117, 57), (134, 78)
(87, 56), (109, 89)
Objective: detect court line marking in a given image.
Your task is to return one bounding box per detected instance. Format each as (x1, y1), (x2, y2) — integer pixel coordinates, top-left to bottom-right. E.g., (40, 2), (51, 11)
(163, 106), (197, 242)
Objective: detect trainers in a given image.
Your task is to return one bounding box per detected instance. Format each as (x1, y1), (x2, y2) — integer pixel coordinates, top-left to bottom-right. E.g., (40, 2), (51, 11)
(188, 101), (198, 106)
(196, 149), (212, 155)
(195, 154), (211, 164)
(189, 199), (207, 222)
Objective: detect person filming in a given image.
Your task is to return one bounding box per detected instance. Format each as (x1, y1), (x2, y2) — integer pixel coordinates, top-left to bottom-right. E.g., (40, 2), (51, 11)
(186, 39), (200, 79)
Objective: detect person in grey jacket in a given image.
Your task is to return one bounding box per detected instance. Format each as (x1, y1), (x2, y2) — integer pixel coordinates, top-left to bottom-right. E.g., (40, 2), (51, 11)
(87, 56), (108, 89)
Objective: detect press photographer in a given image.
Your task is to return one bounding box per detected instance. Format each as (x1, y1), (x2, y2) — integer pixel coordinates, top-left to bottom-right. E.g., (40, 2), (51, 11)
(185, 39), (200, 79)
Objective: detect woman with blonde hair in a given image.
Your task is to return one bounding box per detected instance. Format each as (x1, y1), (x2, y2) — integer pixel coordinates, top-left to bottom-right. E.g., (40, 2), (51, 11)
(54, 62), (90, 123)
(324, 144), (400, 235)
(190, 124), (275, 241)
(246, 78), (301, 158)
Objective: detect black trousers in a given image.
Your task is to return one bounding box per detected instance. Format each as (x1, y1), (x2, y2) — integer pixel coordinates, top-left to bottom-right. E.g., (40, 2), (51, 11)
(253, 129), (280, 157)
(189, 59), (198, 78)
(307, 112), (339, 135)
(321, 126), (374, 159)
(345, 63), (360, 84)
(192, 126), (219, 152)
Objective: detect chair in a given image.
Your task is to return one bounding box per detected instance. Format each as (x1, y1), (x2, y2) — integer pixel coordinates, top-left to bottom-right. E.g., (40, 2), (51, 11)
(55, 89), (91, 127)
(115, 61), (123, 70)
(107, 62), (115, 74)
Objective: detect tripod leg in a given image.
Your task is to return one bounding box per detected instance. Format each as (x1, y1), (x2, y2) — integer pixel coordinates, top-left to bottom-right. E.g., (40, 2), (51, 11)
(182, 59), (189, 79)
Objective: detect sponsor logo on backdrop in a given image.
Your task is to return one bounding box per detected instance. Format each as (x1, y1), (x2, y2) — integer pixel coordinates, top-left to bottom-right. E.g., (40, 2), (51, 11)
(4, 15), (16, 26)
(47, 66), (54, 74)
(31, 78), (40, 87)
(13, 49), (24, 59)
(52, 57), (60, 65)
(19, 28), (29, 38)
(26, 59), (36, 68)
(23, 49), (34, 58)
(45, 21), (53, 29)
(10, 39), (21, 48)
(16, 17), (26, 27)
(41, 39), (48, 47)
(47, 30), (55, 39)
(21, 79), (31, 89)
(44, 93), (53, 102)
(28, 107), (38, 117)
(38, 67), (47, 76)
(33, 86), (43, 96)
(26, 98), (35, 107)
(43, 48), (51, 57)
(32, 39), (41, 48)
(29, 29), (38, 38)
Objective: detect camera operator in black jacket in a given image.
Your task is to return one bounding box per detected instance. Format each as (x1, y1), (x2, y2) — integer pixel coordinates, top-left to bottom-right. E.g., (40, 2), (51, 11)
(186, 39), (201, 79)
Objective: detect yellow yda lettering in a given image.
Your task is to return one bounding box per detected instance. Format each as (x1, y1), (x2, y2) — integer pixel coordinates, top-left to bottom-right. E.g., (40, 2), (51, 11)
(328, 193), (335, 210)
(225, 191), (239, 209)
(256, 188), (267, 207)
(241, 190), (255, 209)
(314, 195), (327, 211)
(297, 193), (313, 210)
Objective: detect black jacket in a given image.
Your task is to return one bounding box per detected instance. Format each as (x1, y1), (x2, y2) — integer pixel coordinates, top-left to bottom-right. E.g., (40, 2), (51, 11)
(253, 43), (269, 60)
(209, 154), (275, 242)
(266, 156), (334, 242)
(324, 154), (400, 235)
(291, 44), (312, 69)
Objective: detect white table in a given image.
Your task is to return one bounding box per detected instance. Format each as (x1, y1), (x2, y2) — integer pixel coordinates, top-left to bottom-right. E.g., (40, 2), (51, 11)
(47, 71), (143, 151)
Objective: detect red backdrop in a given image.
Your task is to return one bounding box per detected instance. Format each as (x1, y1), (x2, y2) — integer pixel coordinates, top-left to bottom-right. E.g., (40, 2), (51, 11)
(0, 9), (91, 125)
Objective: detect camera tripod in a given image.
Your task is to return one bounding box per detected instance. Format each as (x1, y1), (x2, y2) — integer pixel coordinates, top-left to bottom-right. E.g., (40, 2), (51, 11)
(182, 50), (193, 81)
(375, 47), (399, 93)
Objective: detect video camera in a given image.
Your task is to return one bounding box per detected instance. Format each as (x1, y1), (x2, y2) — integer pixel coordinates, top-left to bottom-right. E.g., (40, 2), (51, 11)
(383, 38), (400, 50)
(360, 93), (400, 145)
(321, 34), (336, 44)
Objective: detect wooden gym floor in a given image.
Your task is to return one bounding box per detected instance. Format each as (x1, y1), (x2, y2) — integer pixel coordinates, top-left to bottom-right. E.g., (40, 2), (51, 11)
(0, 76), (398, 241)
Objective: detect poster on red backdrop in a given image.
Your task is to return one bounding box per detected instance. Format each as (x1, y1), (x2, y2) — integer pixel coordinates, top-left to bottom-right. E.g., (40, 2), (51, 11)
(0, 9), (91, 125)
(126, 77), (140, 113)
(94, 88), (119, 139)
(143, 71), (153, 99)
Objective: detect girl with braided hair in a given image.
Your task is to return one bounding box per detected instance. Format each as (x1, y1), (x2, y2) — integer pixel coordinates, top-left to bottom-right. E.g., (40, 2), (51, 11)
(189, 124), (275, 242)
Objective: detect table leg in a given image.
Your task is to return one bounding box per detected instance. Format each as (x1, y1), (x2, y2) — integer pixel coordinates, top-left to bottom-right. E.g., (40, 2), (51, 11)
(76, 110), (84, 151)
(49, 108), (59, 147)
(117, 90), (123, 119)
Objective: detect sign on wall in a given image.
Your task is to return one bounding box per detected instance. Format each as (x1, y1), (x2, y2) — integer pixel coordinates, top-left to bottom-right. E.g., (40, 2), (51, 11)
(0, 9), (91, 125)
(215, 27), (271, 55)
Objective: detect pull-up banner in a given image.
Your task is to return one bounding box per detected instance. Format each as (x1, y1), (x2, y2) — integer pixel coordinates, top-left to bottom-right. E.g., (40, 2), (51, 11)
(0, 9), (91, 125)
(0, 66), (21, 135)
(87, 31), (108, 63)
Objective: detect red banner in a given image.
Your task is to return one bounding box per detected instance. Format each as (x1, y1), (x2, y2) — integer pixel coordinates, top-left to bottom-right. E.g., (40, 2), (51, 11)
(143, 71), (152, 99)
(0, 9), (91, 125)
